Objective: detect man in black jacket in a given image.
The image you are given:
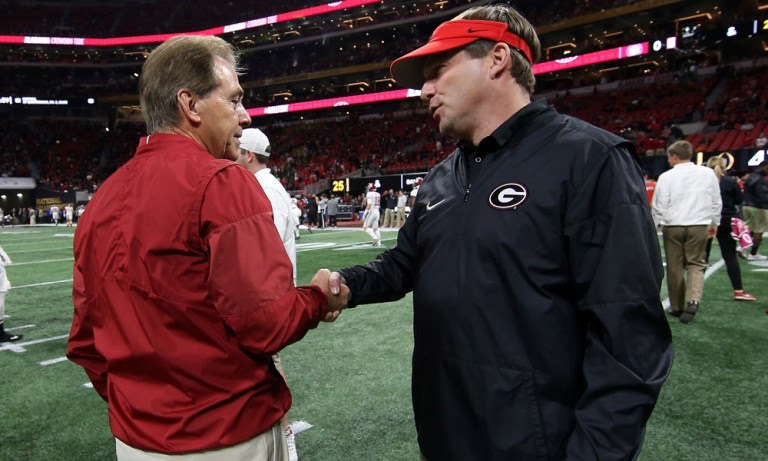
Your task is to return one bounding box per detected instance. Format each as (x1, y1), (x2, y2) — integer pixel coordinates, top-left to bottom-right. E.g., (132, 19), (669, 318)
(329, 4), (673, 460)
(743, 160), (768, 260)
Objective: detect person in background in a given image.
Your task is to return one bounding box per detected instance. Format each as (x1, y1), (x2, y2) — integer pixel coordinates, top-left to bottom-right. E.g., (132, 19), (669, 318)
(742, 160), (768, 260)
(329, 4), (672, 459)
(0, 244), (22, 343)
(234, 127), (301, 461)
(326, 194), (340, 227)
(705, 155), (756, 301)
(394, 189), (407, 228)
(755, 132), (767, 148)
(67, 35), (347, 461)
(318, 194), (328, 229)
(408, 177), (422, 208)
(644, 171), (656, 206)
(50, 204), (60, 226)
(291, 197), (303, 239)
(28, 207), (36, 226)
(305, 194), (318, 229)
(362, 183), (382, 247)
(652, 140), (722, 323)
(65, 203), (75, 227)
(381, 189), (397, 228)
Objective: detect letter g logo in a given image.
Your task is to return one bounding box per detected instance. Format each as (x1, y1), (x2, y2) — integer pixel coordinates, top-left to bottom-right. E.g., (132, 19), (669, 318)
(488, 183), (527, 210)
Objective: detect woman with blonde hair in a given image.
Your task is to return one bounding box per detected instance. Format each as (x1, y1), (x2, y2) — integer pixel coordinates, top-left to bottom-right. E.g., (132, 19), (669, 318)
(705, 154), (756, 301)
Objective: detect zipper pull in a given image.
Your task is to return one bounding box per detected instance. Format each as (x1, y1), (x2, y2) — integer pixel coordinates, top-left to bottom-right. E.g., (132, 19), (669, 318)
(464, 184), (471, 202)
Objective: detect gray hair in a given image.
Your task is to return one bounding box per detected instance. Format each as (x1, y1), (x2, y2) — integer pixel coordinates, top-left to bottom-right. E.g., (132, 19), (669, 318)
(139, 35), (242, 134)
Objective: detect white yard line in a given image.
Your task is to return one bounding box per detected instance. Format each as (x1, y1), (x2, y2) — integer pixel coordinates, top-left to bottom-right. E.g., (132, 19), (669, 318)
(11, 247), (72, 254)
(297, 237), (397, 252)
(39, 356), (68, 366)
(14, 279), (73, 289)
(0, 236), (69, 245)
(6, 324), (35, 331)
(12, 258), (74, 266)
(0, 334), (68, 353)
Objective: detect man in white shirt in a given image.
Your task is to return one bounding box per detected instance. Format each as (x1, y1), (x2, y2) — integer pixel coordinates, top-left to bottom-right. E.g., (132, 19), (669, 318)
(363, 184), (382, 246)
(652, 140), (722, 323)
(235, 128), (300, 461)
(394, 190), (408, 228)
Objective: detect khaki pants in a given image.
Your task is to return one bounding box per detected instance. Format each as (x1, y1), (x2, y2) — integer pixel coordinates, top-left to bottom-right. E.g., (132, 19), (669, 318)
(662, 225), (709, 313)
(382, 208), (395, 228)
(394, 207), (406, 227)
(116, 423), (288, 461)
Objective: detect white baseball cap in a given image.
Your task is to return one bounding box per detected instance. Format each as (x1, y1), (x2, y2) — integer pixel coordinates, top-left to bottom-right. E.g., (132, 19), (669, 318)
(239, 128), (271, 157)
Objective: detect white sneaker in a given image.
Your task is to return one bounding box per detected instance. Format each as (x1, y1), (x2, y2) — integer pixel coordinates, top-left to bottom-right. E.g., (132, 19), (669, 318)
(747, 253), (768, 260)
(290, 420), (313, 434)
(372, 240), (382, 247)
(286, 427), (298, 461)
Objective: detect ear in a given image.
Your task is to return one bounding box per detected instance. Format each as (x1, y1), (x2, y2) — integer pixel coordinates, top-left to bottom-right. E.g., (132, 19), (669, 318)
(177, 89), (201, 125)
(488, 42), (512, 80)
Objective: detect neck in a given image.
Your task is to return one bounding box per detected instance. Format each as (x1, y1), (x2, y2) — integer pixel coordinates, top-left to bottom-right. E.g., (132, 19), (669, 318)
(468, 82), (531, 146)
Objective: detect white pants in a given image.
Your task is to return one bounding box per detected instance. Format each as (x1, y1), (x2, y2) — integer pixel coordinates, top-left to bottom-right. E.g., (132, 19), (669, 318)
(0, 291), (6, 322)
(363, 209), (380, 229)
(116, 423), (288, 461)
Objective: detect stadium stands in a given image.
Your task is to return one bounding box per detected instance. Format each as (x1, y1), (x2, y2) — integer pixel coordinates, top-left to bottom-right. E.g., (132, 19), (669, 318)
(1, 0), (767, 199)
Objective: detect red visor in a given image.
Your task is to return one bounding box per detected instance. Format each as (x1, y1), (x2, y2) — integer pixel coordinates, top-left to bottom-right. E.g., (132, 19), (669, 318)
(390, 19), (534, 89)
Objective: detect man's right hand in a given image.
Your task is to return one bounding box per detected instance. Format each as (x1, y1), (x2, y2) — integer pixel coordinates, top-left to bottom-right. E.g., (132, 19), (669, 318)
(310, 269), (350, 320)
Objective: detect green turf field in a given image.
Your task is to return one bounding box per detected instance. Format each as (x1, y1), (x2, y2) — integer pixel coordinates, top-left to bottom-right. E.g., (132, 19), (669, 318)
(1, 225), (766, 460)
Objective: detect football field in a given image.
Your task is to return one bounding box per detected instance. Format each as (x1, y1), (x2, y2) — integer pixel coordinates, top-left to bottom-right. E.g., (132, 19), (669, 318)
(1, 225), (767, 460)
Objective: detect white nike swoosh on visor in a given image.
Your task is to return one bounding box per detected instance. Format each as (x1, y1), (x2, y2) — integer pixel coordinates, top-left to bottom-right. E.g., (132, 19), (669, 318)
(426, 199), (446, 211)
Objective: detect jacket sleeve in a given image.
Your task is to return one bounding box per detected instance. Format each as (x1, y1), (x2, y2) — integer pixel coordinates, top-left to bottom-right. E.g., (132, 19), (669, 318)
(564, 145), (673, 461)
(201, 166), (327, 356)
(67, 260), (109, 401)
(727, 176), (744, 209)
(650, 175), (668, 227)
(708, 171), (723, 227)
(338, 201), (419, 307)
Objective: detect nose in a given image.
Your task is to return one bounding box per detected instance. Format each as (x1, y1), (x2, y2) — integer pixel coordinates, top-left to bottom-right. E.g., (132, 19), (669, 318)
(238, 103), (251, 127)
(420, 80), (435, 101)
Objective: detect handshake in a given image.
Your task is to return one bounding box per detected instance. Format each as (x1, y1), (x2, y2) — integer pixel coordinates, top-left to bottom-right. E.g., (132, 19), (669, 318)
(310, 269), (349, 322)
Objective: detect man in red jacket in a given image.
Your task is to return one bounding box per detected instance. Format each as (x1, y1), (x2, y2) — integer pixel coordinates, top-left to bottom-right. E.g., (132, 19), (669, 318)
(67, 35), (348, 460)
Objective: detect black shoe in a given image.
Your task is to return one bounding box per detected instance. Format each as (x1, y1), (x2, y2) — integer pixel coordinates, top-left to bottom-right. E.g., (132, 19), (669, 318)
(0, 333), (23, 343)
(679, 301), (699, 324)
(666, 310), (683, 318)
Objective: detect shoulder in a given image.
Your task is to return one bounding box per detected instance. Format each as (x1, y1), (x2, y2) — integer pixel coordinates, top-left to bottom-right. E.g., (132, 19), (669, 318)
(554, 112), (630, 148)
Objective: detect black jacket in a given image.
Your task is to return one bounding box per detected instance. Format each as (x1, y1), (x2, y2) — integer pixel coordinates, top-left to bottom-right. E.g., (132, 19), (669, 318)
(719, 175), (743, 220)
(340, 103), (673, 461)
(743, 172), (768, 209)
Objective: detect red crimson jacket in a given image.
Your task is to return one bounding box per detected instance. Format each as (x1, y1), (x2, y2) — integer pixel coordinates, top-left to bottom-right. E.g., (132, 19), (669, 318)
(67, 133), (327, 453)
